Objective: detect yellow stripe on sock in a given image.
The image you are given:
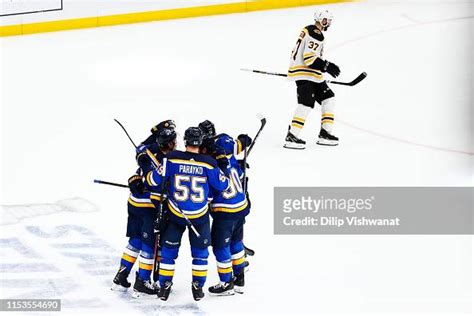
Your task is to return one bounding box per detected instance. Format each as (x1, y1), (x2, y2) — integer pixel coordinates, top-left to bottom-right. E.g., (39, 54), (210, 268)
(159, 269), (174, 276)
(122, 253), (137, 263)
(192, 270), (207, 277)
(218, 267), (233, 274)
(232, 257), (245, 265)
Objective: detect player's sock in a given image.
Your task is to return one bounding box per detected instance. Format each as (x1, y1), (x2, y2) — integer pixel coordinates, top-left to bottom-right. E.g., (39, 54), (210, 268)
(289, 104), (311, 137)
(191, 247), (209, 287)
(230, 241), (246, 276)
(138, 244), (154, 281)
(159, 246), (177, 287)
(120, 238), (141, 273)
(213, 246), (233, 283)
(321, 97), (335, 133)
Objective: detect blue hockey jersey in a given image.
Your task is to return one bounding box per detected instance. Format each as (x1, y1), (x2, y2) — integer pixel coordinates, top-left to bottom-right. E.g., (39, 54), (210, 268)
(128, 146), (165, 209)
(146, 150), (229, 225)
(211, 134), (250, 219)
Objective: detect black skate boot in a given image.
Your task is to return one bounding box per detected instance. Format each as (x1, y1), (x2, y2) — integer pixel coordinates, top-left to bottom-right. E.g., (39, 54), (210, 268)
(317, 128), (339, 146)
(283, 127), (306, 150)
(111, 266), (131, 292)
(191, 281), (205, 301)
(132, 273), (158, 298)
(208, 281), (235, 296)
(158, 281), (173, 301)
(233, 272), (245, 294)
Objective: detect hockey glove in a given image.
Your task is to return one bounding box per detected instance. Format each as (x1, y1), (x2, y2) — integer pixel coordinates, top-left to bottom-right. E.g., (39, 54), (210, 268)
(128, 175), (145, 195)
(237, 159), (250, 170)
(326, 61), (340, 78)
(136, 152), (151, 170)
(237, 134), (252, 149)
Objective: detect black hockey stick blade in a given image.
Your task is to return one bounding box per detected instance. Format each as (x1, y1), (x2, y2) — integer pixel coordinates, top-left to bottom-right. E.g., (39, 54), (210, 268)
(244, 245), (255, 257)
(327, 72), (367, 86)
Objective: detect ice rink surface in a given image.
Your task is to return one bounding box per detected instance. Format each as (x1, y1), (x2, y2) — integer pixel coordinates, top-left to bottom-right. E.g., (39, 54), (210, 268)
(1, 0), (472, 315)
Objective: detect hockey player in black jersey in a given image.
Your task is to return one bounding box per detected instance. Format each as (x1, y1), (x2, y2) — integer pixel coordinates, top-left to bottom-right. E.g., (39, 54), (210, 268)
(112, 122), (177, 298)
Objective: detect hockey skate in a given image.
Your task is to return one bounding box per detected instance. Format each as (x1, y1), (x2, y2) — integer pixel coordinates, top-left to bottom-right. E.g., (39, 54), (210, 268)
(131, 273), (158, 298)
(283, 129), (306, 150)
(317, 128), (339, 146)
(233, 272), (245, 294)
(208, 281), (235, 296)
(191, 281), (205, 301)
(111, 266), (131, 292)
(158, 281), (173, 301)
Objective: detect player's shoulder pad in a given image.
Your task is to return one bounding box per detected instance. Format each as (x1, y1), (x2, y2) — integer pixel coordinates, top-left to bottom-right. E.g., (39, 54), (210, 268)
(192, 153), (219, 169)
(167, 150), (219, 169)
(305, 25), (324, 41)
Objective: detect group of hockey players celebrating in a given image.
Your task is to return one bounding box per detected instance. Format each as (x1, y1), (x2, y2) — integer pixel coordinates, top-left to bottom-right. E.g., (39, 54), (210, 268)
(110, 7), (341, 301)
(111, 119), (253, 301)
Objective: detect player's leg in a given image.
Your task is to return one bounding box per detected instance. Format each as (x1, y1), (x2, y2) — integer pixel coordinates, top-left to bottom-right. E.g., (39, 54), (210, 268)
(189, 218), (211, 301)
(112, 207), (142, 291)
(132, 211), (159, 297)
(314, 81), (338, 146)
(158, 221), (185, 301)
(284, 80), (316, 150)
(230, 217), (246, 294)
(208, 218), (235, 296)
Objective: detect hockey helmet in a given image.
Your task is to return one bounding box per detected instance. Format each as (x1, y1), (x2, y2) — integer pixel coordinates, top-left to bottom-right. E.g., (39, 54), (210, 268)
(184, 127), (204, 147)
(198, 120), (216, 140)
(314, 9), (333, 31)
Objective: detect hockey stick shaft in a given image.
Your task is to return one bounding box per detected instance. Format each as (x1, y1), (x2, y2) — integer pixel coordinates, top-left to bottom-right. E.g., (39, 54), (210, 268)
(93, 179), (128, 188)
(243, 134), (249, 193)
(247, 116), (267, 156)
(241, 68), (367, 86)
(153, 157), (168, 282)
(114, 118), (161, 169)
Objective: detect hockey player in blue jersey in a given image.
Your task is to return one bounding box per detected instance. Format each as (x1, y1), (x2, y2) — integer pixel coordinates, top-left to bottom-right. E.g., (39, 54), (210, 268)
(198, 120), (252, 295)
(112, 122), (177, 297)
(142, 127), (230, 301)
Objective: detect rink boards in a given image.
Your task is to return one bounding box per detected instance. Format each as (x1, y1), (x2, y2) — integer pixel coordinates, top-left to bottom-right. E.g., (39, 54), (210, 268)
(0, 0), (350, 37)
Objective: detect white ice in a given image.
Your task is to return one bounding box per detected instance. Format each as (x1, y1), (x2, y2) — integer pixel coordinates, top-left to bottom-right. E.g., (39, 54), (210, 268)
(0, 0), (472, 315)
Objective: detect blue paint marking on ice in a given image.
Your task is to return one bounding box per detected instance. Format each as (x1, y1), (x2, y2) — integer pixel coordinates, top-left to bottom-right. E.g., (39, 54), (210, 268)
(0, 263), (60, 273)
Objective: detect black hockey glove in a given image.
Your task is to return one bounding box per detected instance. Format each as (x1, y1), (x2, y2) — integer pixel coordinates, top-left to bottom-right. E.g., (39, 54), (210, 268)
(128, 175), (145, 195)
(310, 58), (340, 78)
(237, 159), (250, 170)
(326, 61), (340, 78)
(237, 134), (252, 149)
(136, 151), (151, 169)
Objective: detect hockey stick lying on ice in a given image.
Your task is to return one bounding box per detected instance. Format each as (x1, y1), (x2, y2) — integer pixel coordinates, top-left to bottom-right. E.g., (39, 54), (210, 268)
(241, 68), (367, 86)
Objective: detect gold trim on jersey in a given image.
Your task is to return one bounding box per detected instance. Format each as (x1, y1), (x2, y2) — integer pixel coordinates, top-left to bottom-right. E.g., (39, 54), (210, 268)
(288, 66), (323, 79)
(168, 159), (214, 169)
(167, 200), (209, 219)
(128, 195), (154, 208)
(212, 199), (248, 213)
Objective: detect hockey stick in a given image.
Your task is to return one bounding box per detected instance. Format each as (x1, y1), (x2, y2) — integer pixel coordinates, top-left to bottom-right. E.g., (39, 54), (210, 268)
(114, 118), (161, 169)
(241, 68), (367, 86)
(152, 157), (168, 282)
(93, 179), (128, 188)
(244, 245), (255, 257)
(242, 134), (249, 194)
(247, 114), (267, 156)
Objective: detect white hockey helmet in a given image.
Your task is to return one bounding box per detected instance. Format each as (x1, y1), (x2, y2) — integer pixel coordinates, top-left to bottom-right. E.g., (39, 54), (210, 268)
(314, 9), (333, 30)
